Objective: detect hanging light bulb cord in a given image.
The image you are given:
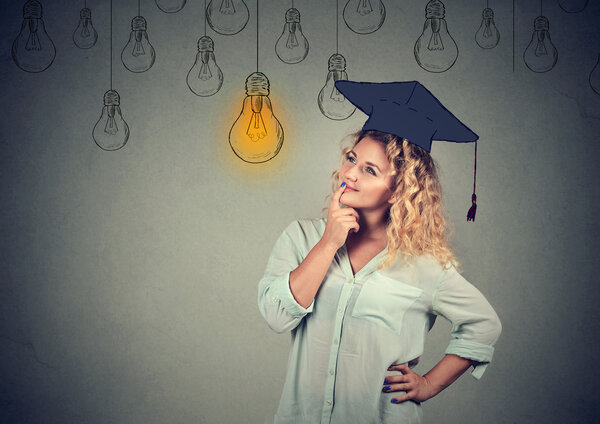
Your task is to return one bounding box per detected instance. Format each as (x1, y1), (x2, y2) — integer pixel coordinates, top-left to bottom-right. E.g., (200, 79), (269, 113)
(336, 0), (339, 54)
(138, 0), (141, 16)
(204, 0), (207, 36)
(110, 0), (113, 90)
(256, 0), (259, 72)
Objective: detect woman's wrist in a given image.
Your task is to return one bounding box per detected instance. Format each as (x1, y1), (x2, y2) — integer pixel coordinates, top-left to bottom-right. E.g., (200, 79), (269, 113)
(316, 239), (339, 256)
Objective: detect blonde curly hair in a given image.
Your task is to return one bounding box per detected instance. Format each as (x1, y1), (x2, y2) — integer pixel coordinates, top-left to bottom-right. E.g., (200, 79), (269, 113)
(320, 129), (460, 272)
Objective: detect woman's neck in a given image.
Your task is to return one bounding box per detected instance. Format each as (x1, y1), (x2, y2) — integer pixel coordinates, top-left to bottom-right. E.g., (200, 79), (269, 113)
(356, 210), (388, 241)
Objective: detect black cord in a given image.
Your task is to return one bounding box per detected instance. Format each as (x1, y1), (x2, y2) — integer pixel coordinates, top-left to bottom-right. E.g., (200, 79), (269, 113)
(110, 0), (113, 90)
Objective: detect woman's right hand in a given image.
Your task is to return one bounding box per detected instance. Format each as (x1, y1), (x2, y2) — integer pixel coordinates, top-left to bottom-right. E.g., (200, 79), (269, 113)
(320, 183), (360, 251)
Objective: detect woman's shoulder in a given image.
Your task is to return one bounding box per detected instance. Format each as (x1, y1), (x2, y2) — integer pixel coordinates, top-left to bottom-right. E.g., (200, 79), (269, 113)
(282, 217), (326, 241)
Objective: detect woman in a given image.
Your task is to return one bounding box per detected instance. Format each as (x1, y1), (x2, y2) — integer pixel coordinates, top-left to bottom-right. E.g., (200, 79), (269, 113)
(258, 81), (501, 424)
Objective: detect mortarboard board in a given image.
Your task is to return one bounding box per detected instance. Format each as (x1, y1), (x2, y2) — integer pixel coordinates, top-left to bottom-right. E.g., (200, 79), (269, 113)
(334, 79), (479, 222)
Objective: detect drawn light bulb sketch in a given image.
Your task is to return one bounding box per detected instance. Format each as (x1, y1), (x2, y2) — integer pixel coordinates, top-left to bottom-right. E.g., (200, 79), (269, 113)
(558, 0), (588, 13)
(414, 0), (458, 73)
(590, 54), (600, 96)
(475, 7), (499, 49)
(73, 7), (98, 49)
(187, 36), (223, 96)
(12, 0), (56, 73)
(121, 16), (156, 73)
(343, 0), (386, 34)
(229, 72), (284, 163)
(206, 0), (250, 35)
(155, 0), (187, 13)
(93, 90), (130, 151)
(523, 16), (557, 73)
(318, 53), (355, 120)
(275, 8), (309, 64)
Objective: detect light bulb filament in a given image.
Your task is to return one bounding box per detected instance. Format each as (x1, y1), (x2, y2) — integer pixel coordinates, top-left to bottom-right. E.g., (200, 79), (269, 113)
(427, 20), (444, 51)
(133, 31), (146, 56)
(26, 20), (41, 51)
(219, 0), (235, 15)
(286, 25), (299, 48)
(104, 106), (119, 135)
(357, 0), (373, 16)
(535, 32), (548, 56)
(82, 20), (91, 37)
(483, 19), (492, 38)
(199, 59), (213, 80)
(246, 96), (267, 141)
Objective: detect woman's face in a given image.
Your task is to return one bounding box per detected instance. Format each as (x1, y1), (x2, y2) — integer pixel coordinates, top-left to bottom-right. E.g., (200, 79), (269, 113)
(338, 136), (396, 211)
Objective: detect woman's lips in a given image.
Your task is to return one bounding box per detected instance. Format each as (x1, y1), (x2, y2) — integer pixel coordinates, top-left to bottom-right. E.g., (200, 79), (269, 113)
(344, 186), (357, 192)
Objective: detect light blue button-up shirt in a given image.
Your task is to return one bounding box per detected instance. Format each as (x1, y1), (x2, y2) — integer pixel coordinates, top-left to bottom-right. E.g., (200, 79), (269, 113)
(258, 218), (501, 424)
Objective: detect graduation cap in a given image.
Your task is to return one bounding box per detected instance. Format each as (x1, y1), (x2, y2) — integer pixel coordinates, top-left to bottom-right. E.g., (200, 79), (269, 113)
(334, 80), (479, 222)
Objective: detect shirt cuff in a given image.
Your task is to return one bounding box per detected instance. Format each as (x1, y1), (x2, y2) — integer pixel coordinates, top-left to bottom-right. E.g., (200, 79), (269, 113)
(270, 271), (314, 318)
(444, 338), (495, 380)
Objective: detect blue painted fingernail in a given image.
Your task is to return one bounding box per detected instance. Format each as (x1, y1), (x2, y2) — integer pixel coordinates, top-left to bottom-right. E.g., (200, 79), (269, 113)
(383, 386), (391, 391)
(392, 398), (398, 403)
(383, 378), (388, 384)
(341, 182), (346, 187)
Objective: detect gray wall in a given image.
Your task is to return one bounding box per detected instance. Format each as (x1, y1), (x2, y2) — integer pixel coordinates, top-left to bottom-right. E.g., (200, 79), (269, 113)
(1, 1), (599, 423)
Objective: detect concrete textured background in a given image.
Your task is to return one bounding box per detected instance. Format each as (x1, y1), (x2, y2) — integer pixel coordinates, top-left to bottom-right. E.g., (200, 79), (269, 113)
(1, 0), (599, 423)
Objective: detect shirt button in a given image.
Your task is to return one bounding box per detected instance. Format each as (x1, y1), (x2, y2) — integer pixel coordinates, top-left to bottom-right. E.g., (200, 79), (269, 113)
(338, 307), (343, 313)
(334, 338), (339, 344)
(326, 400), (332, 405)
(272, 296), (278, 302)
(329, 369), (334, 375)
(347, 278), (353, 284)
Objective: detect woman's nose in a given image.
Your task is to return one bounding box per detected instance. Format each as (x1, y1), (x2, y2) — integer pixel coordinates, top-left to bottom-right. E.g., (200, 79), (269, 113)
(344, 166), (359, 181)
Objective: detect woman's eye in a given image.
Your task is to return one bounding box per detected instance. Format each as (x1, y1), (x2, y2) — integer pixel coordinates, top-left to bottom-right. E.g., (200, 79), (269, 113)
(346, 154), (356, 163)
(366, 167), (376, 176)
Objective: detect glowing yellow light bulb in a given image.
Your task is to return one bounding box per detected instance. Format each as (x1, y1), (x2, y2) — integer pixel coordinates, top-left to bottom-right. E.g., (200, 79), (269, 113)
(229, 72), (284, 163)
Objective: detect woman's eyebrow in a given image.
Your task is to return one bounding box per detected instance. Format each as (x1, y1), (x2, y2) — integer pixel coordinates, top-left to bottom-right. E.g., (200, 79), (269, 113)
(348, 150), (382, 172)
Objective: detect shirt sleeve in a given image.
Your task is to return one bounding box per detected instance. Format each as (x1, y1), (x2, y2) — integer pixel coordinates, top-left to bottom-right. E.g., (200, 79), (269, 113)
(257, 220), (315, 334)
(431, 264), (502, 380)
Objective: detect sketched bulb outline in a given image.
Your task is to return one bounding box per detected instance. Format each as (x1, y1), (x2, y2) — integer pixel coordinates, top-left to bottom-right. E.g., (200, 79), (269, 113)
(317, 53), (356, 121)
(275, 8), (309, 64)
(12, 0), (56, 73)
(589, 54), (600, 96)
(343, 0), (386, 34)
(475, 7), (499, 49)
(558, 0), (588, 13)
(121, 16), (156, 73)
(229, 72), (284, 163)
(73, 7), (98, 49)
(187, 35), (224, 97)
(93, 90), (130, 151)
(155, 0), (187, 13)
(523, 16), (557, 73)
(414, 0), (458, 73)
(206, 0), (250, 36)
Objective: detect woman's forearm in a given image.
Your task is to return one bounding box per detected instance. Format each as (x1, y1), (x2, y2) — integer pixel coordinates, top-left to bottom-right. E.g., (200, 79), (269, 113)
(423, 354), (474, 397)
(288, 240), (338, 308)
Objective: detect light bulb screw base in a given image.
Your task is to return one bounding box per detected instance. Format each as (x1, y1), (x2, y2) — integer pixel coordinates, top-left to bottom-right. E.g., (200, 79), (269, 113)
(328, 53), (347, 71)
(285, 8), (300, 23)
(104, 90), (120, 106)
(80, 8), (92, 19)
(425, 0), (445, 19)
(198, 36), (214, 52)
(245, 72), (270, 96)
(24, 0), (42, 19)
(534, 16), (549, 31)
(132, 16), (147, 31)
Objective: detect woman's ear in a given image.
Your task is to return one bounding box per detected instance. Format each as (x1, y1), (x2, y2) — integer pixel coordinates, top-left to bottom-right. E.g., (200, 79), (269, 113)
(387, 192), (397, 205)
